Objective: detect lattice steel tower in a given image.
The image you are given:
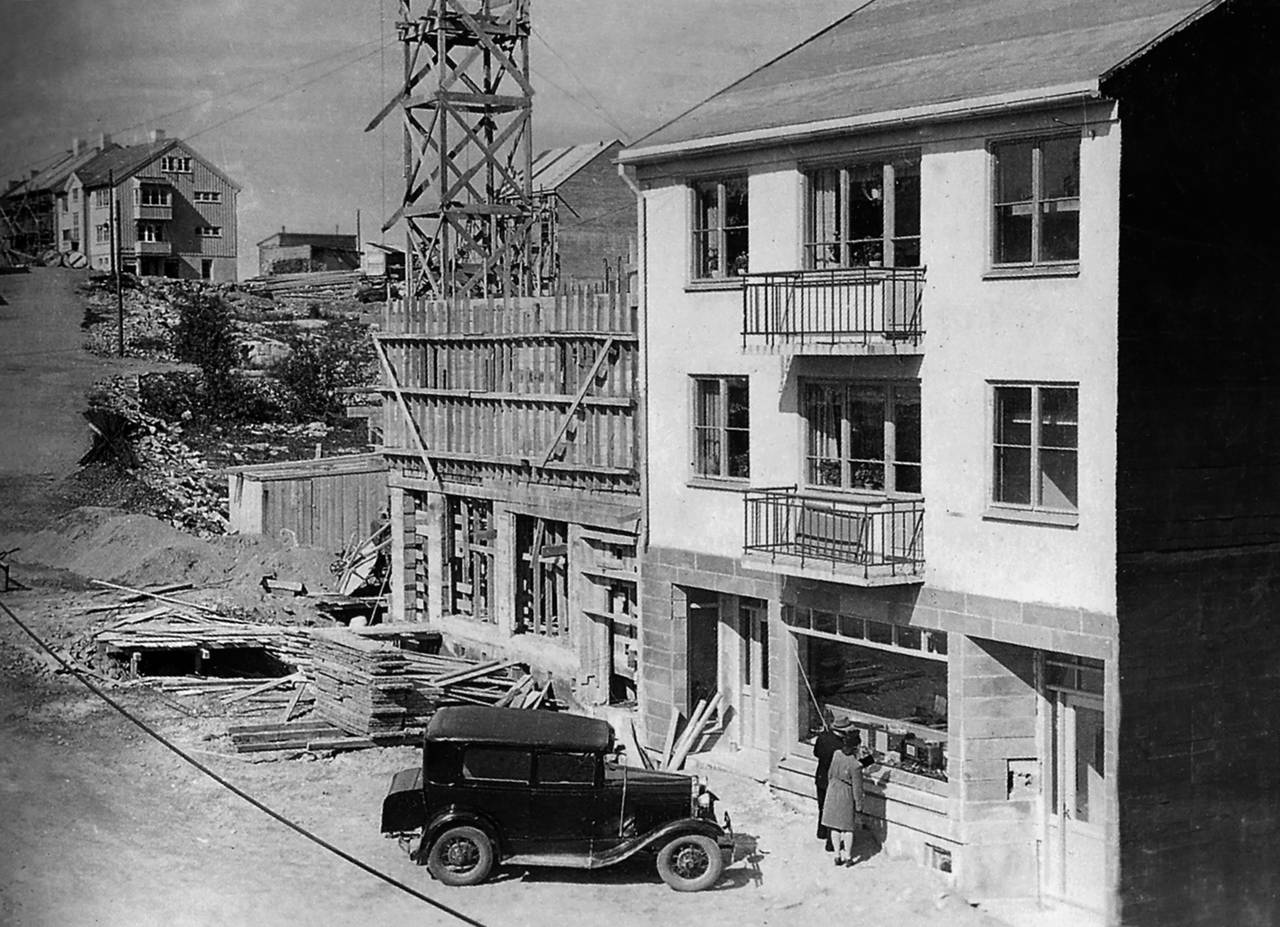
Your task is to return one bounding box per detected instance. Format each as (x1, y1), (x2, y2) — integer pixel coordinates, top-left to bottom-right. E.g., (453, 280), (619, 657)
(370, 0), (535, 300)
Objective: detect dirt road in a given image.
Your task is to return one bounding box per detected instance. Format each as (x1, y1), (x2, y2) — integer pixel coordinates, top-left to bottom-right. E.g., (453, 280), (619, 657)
(0, 267), (159, 531)
(0, 269), (1003, 927)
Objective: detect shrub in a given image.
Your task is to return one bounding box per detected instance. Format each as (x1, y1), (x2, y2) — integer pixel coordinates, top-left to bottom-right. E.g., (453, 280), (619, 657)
(271, 321), (376, 422)
(172, 291), (240, 411)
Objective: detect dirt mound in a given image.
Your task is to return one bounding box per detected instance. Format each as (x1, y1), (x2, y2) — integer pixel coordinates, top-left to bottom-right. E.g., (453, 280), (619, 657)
(5, 506), (337, 596)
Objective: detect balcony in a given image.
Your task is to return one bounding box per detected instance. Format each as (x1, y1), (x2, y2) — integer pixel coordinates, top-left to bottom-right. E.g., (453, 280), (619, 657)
(742, 486), (924, 586)
(741, 267), (924, 354)
(133, 203), (172, 221)
(135, 239), (172, 255)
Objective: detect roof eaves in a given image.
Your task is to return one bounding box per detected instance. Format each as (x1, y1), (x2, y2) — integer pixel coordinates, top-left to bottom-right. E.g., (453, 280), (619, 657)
(619, 80), (1102, 165)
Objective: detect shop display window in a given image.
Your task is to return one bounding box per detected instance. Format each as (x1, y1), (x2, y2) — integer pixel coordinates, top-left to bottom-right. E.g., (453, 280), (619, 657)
(789, 605), (948, 779)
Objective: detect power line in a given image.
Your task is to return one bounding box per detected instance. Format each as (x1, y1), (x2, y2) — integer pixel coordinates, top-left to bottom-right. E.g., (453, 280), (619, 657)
(0, 598), (492, 927)
(531, 28), (632, 142)
(187, 42), (391, 143)
(530, 65), (631, 144)
(1, 36), (384, 182)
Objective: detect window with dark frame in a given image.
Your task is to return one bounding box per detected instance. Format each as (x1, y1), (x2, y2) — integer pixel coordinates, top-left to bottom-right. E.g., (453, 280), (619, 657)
(993, 136), (1080, 266)
(806, 154), (920, 269)
(536, 752), (596, 785)
(692, 376), (750, 480)
(692, 176), (748, 279)
(803, 381), (921, 493)
(139, 186), (171, 207)
(992, 384), (1078, 513)
(461, 747), (532, 783)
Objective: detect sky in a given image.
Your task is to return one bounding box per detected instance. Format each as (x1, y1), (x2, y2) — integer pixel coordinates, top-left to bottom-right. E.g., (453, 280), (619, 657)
(0, 0), (856, 279)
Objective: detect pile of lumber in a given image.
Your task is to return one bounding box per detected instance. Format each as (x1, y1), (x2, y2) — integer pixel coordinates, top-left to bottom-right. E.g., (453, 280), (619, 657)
(227, 719), (367, 754)
(311, 627), (555, 737)
(145, 672), (314, 718)
(311, 628), (438, 735)
(88, 580), (310, 671)
(659, 692), (724, 771)
(241, 269), (359, 305)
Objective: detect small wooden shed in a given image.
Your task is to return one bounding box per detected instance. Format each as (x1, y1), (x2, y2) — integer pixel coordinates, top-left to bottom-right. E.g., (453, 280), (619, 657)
(227, 454), (389, 554)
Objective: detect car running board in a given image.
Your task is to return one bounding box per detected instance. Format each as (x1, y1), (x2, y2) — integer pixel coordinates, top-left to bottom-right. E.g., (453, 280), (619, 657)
(501, 853), (600, 870)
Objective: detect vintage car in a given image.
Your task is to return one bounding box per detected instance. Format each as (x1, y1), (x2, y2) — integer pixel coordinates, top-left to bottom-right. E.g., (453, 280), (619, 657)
(381, 705), (733, 891)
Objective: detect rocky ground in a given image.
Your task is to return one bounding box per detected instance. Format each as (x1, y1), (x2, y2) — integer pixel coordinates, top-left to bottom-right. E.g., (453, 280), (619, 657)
(0, 268), (1009, 927)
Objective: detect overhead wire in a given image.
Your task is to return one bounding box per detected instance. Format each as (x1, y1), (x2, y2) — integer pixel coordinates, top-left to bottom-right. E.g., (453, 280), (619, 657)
(1, 35), (386, 182)
(0, 598), (491, 927)
(530, 28), (632, 142)
(187, 41), (393, 143)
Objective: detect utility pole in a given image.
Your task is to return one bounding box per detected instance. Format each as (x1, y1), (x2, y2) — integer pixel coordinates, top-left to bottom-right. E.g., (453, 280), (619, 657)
(108, 170), (124, 356)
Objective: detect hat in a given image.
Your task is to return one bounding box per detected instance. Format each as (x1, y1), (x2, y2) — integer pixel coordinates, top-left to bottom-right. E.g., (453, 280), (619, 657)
(830, 715), (855, 732)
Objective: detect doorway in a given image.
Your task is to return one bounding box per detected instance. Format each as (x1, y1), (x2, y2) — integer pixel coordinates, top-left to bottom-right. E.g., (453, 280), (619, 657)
(733, 599), (770, 752)
(685, 589), (720, 719)
(1046, 690), (1106, 908)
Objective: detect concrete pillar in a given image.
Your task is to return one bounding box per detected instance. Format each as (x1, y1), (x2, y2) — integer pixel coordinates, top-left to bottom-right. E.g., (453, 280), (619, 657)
(425, 492), (446, 622)
(492, 503), (515, 633)
(389, 485), (406, 622)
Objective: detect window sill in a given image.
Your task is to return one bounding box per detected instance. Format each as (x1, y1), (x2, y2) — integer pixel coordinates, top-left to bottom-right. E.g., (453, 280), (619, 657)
(800, 485), (922, 503)
(684, 277), (746, 293)
(686, 477), (750, 493)
(983, 263), (1079, 280)
(982, 506), (1079, 528)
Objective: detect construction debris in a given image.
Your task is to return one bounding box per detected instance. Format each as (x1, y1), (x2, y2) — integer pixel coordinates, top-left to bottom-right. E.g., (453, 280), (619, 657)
(85, 586), (558, 754)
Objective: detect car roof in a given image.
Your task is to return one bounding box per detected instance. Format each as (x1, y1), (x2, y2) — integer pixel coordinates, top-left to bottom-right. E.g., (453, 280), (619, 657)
(425, 706), (615, 752)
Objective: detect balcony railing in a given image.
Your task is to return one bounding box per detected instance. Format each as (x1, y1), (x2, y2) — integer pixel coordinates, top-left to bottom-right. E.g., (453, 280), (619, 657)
(743, 486), (924, 585)
(741, 267), (924, 353)
(134, 240), (172, 255)
(133, 203), (173, 221)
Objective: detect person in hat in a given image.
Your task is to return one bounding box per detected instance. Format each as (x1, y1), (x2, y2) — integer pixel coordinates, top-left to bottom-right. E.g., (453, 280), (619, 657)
(820, 725), (866, 866)
(812, 709), (846, 851)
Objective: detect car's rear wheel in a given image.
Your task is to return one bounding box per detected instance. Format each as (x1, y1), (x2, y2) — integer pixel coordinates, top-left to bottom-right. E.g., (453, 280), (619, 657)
(656, 833), (724, 892)
(425, 825), (495, 886)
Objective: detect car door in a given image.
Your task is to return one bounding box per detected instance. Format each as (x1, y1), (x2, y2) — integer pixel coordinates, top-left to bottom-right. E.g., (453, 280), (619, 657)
(526, 751), (601, 857)
(457, 745), (533, 848)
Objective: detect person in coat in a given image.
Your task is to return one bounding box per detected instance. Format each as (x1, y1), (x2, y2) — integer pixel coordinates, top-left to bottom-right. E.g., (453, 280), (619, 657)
(812, 709), (845, 851)
(820, 726), (866, 866)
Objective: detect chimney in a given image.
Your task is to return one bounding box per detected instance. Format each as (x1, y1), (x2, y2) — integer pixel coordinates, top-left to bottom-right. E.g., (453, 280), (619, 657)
(71, 137), (84, 156)
(149, 128), (165, 144)
(98, 132), (112, 150)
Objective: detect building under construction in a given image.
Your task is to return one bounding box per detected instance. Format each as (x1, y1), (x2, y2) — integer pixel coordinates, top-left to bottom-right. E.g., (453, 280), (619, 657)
(373, 0), (641, 709)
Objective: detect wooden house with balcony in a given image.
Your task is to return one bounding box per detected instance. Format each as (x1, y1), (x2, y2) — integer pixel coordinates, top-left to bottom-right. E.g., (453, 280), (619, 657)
(60, 131), (240, 282)
(618, 1), (1280, 925)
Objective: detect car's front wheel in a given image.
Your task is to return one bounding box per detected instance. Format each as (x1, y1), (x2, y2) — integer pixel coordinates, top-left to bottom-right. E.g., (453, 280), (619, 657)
(425, 825), (495, 886)
(656, 833), (724, 891)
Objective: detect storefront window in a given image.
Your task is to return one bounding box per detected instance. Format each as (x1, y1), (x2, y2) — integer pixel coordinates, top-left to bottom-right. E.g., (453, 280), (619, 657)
(788, 605), (948, 780)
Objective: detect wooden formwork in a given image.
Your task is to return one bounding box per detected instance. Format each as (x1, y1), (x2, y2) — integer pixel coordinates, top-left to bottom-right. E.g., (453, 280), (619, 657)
(378, 283), (642, 708)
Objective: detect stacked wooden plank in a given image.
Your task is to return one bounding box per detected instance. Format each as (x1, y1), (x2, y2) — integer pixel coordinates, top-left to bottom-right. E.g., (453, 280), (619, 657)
(227, 719), (351, 753)
(311, 628), (440, 736)
(89, 581), (311, 671)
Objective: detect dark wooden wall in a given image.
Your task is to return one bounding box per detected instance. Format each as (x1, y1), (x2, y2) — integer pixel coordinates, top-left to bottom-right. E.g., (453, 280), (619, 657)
(1107, 2), (1280, 923)
(554, 144), (635, 285)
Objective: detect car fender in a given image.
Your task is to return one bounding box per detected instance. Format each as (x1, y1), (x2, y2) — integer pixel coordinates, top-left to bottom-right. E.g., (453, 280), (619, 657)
(594, 817), (728, 868)
(418, 805), (506, 861)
